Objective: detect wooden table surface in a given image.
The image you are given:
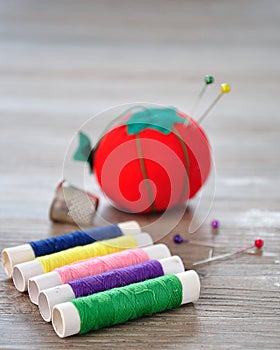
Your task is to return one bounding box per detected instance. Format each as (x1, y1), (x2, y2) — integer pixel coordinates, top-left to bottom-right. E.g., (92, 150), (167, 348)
(1, 0), (280, 349)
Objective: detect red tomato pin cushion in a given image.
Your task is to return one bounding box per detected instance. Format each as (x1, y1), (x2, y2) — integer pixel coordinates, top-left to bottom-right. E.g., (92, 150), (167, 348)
(73, 107), (211, 213)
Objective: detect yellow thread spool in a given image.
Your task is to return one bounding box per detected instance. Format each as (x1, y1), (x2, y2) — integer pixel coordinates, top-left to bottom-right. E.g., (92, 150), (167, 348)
(37, 235), (138, 273)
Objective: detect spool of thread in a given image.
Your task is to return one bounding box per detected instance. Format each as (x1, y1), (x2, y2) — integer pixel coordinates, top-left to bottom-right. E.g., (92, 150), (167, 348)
(28, 244), (170, 305)
(13, 233), (152, 292)
(2, 220), (141, 277)
(52, 270), (200, 338)
(39, 255), (183, 321)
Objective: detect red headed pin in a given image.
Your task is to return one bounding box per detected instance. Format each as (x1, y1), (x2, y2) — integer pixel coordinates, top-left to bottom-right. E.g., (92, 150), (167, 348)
(191, 239), (264, 266)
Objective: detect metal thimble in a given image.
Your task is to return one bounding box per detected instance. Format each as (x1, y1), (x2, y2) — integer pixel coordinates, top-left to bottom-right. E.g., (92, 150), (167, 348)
(49, 180), (99, 226)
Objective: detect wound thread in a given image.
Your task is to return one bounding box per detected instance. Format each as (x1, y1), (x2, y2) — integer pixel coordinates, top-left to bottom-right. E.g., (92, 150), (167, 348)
(36, 235), (138, 273)
(29, 225), (122, 257)
(56, 248), (149, 284)
(69, 259), (164, 298)
(71, 274), (183, 334)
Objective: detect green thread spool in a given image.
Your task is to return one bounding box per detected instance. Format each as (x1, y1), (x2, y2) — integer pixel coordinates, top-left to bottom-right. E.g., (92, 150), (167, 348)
(52, 270), (200, 338)
(75, 274), (182, 334)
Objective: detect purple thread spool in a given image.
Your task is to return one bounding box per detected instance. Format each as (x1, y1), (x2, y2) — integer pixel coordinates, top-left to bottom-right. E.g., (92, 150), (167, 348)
(69, 260), (164, 298)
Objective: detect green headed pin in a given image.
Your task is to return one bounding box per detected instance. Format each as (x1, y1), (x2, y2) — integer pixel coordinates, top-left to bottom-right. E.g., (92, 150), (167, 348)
(190, 75), (215, 116)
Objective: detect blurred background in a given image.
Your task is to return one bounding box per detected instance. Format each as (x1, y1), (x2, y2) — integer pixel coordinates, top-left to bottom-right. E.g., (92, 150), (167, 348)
(1, 0), (279, 224)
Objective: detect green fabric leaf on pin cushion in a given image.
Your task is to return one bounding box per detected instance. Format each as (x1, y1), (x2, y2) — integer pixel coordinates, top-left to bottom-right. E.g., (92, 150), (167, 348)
(73, 131), (94, 173)
(126, 107), (187, 135)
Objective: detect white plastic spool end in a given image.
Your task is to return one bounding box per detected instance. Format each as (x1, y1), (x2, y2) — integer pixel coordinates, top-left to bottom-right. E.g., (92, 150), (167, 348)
(12, 260), (44, 292)
(52, 302), (81, 338)
(39, 284), (75, 322)
(133, 233), (153, 247)
(160, 256), (185, 275)
(143, 244), (171, 260)
(176, 270), (200, 304)
(2, 244), (35, 277)
(118, 221), (141, 235)
(28, 271), (63, 305)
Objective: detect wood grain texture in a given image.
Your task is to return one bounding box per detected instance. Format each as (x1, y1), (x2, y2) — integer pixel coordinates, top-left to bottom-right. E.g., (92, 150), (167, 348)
(0, 0), (280, 348)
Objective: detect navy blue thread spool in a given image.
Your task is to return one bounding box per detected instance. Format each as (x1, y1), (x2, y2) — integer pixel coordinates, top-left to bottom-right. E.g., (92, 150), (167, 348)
(2, 221), (141, 277)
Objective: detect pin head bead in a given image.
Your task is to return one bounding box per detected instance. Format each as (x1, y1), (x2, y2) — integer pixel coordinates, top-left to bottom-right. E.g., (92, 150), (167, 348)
(173, 235), (183, 244)
(221, 83), (231, 93)
(211, 220), (219, 229)
(254, 239), (264, 249)
(205, 75), (214, 85)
